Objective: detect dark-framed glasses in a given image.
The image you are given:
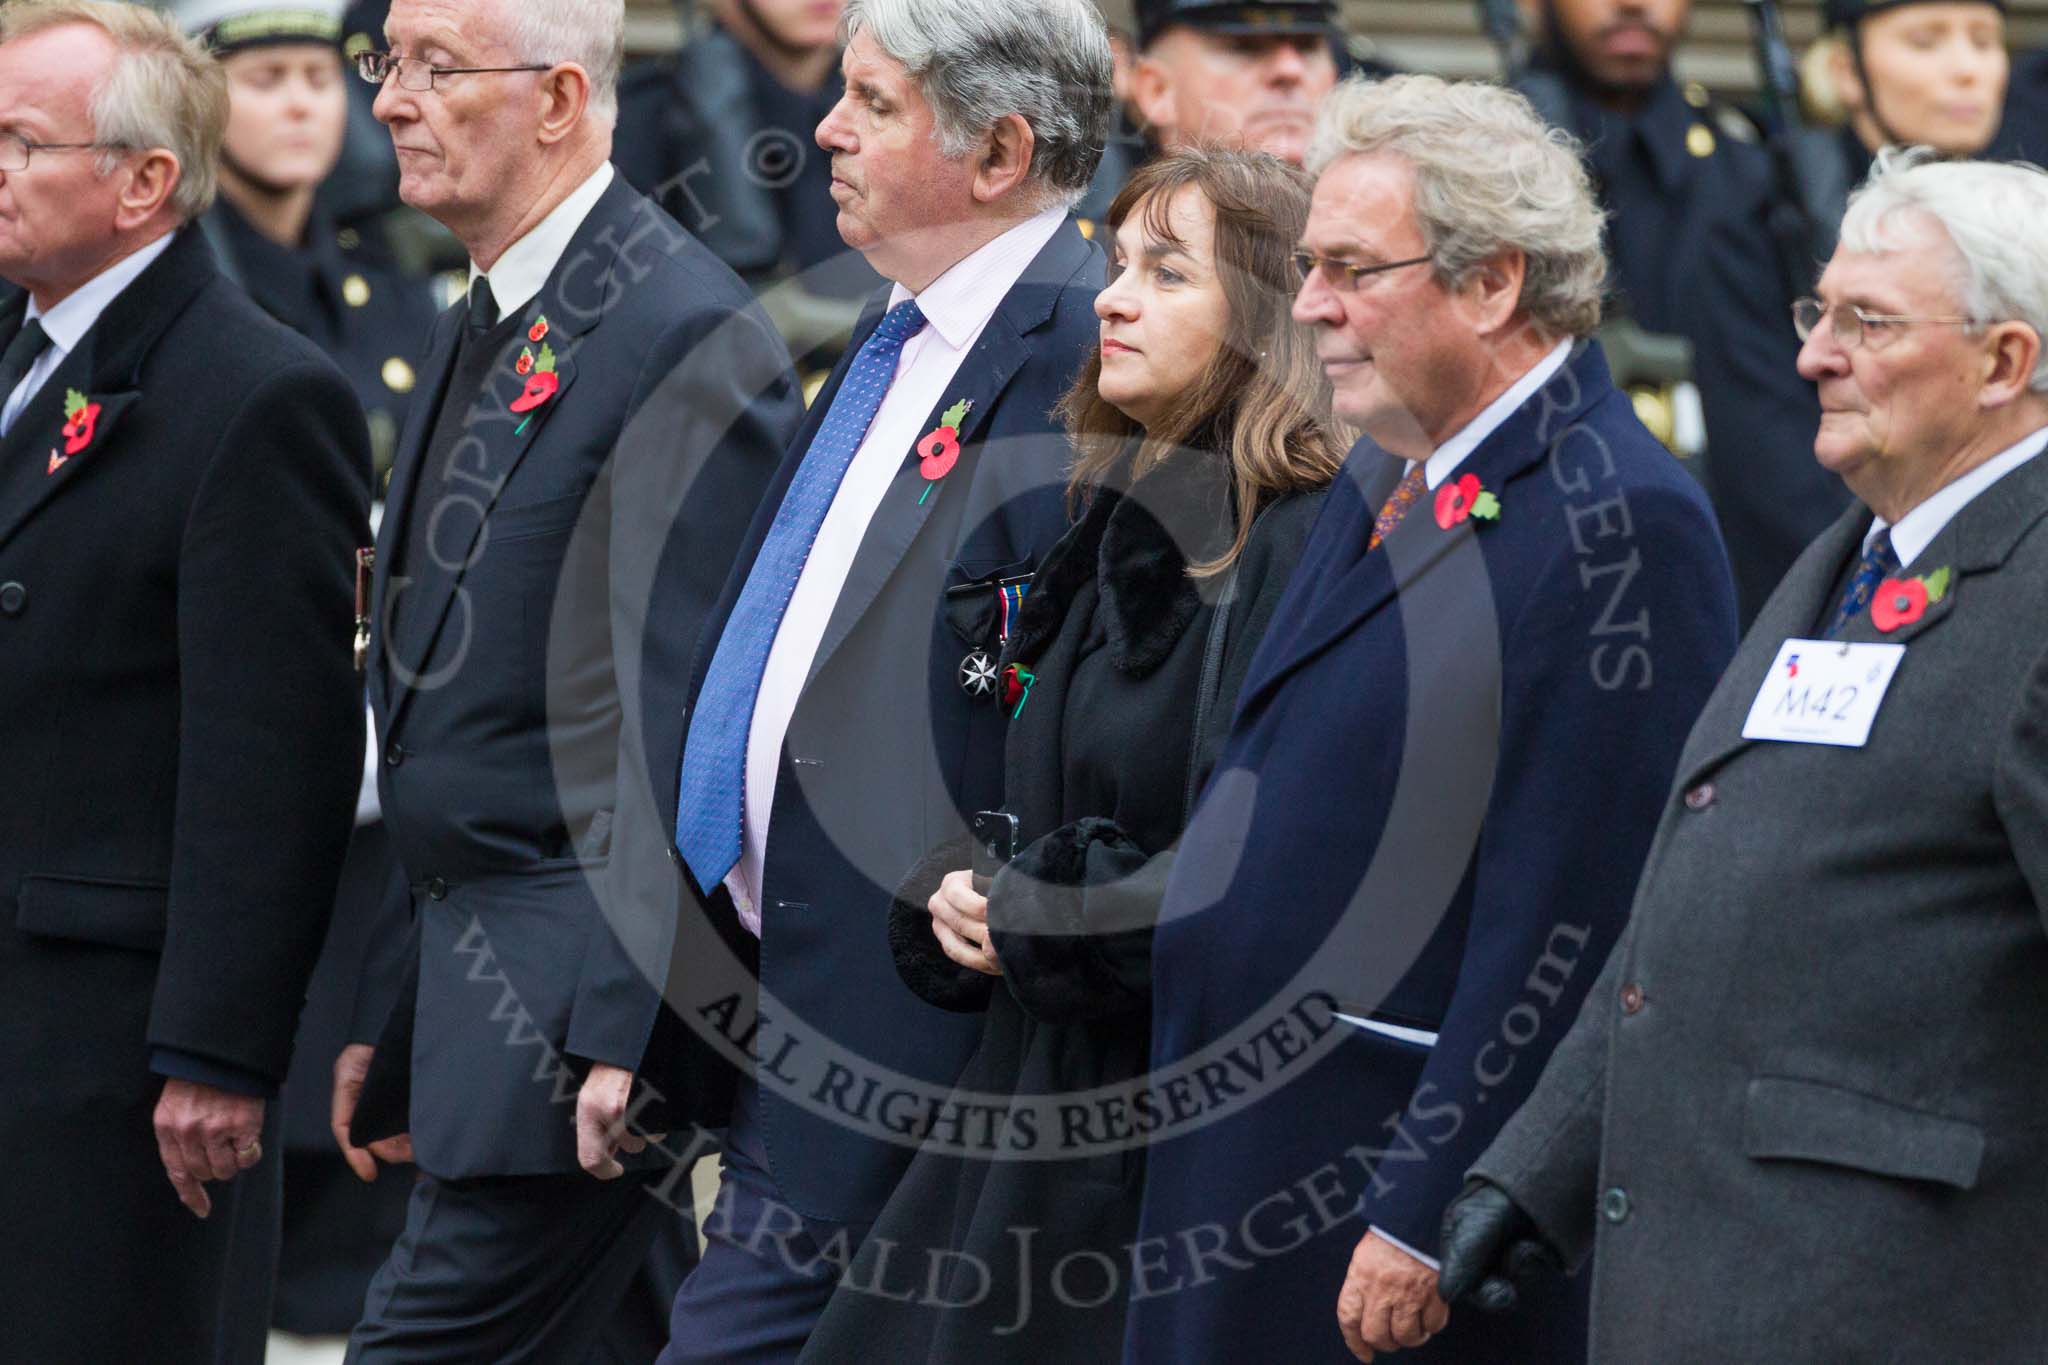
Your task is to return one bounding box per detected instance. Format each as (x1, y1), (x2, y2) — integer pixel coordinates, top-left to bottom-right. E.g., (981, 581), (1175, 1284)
(1792, 297), (1982, 351)
(0, 132), (136, 172)
(1291, 251), (1431, 293)
(354, 50), (553, 92)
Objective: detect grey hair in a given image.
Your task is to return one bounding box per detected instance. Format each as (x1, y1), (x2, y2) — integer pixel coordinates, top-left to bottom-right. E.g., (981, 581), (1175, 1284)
(842, 0), (1112, 206)
(1306, 74), (1608, 340)
(502, 0), (623, 125)
(0, 0), (226, 221)
(1840, 147), (2048, 392)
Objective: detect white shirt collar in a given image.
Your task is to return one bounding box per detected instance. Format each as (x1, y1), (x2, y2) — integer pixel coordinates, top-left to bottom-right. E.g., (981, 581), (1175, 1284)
(1419, 340), (1575, 489)
(27, 229), (178, 350)
(1866, 423), (2048, 570)
(467, 163), (614, 319)
(886, 208), (1067, 350)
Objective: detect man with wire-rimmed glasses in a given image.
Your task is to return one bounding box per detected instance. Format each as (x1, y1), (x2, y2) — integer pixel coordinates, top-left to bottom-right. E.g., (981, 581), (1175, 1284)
(0, 3), (371, 1362)
(333, 0), (801, 1360)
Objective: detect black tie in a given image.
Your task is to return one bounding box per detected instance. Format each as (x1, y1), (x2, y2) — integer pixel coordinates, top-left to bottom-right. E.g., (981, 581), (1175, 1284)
(467, 276), (498, 332)
(0, 317), (51, 428)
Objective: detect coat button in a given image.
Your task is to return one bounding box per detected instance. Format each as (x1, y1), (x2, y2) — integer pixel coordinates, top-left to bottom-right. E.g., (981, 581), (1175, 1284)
(385, 741), (407, 767)
(0, 582), (23, 616)
(1601, 1188), (1632, 1224)
(1620, 983), (1645, 1015)
(426, 877), (448, 901)
(1683, 782), (1716, 811)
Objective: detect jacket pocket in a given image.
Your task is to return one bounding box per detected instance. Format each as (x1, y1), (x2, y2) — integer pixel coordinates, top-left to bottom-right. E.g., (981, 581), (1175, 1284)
(1742, 1075), (1984, 1190)
(15, 873), (170, 953)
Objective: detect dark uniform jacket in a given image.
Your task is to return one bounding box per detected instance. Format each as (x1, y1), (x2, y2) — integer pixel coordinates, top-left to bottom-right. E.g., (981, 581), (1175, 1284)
(800, 453), (1326, 1364)
(1474, 443), (2048, 1362)
(0, 227), (369, 1362)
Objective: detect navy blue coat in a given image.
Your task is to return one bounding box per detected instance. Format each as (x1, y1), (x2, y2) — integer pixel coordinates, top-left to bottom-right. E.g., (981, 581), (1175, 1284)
(353, 176), (802, 1178)
(1121, 343), (1739, 1365)
(611, 220), (1105, 1227)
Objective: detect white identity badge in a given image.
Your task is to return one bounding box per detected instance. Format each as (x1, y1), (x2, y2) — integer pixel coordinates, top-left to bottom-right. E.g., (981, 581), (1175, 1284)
(1741, 638), (1907, 748)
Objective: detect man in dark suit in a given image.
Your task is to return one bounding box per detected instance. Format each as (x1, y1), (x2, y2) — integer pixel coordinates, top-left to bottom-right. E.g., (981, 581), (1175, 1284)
(581, 0), (1113, 1358)
(1119, 75), (1738, 1365)
(331, 0), (803, 1359)
(1441, 154), (2048, 1363)
(0, 4), (368, 1361)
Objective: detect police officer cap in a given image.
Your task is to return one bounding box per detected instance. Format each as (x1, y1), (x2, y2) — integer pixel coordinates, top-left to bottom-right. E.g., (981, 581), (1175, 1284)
(1135, 0), (1337, 49)
(171, 0), (347, 54)
(1822, 0), (2003, 30)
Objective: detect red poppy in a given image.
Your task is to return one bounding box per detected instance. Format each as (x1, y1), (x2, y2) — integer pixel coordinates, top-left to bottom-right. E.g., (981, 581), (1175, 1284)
(516, 350), (535, 376)
(1870, 577), (1928, 632)
(918, 425), (961, 481)
(529, 317), (550, 343)
(1435, 472), (1482, 529)
(61, 402), (100, 457)
(1000, 663), (1035, 711)
(510, 370), (559, 414)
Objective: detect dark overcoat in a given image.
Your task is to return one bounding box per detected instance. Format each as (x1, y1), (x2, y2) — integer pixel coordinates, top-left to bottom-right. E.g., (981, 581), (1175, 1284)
(0, 228), (369, 1362)
(800, 455), (1326, 1363)
(1122, 343), (1740, 1365)
(1473, 442), (2048, 1362)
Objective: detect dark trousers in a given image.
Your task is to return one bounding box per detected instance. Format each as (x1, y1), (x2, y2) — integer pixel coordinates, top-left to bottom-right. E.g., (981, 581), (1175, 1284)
(657, 1079), (867, 1365)
(346, 1168), (697, 1364)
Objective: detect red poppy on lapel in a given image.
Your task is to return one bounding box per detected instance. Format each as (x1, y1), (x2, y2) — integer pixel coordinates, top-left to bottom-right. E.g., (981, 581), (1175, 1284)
(516, 347), (535, 376)
(1001, 662), (1035, 716)
(918, 398), (974, 482)
(1434, 472), (1501, 529)
(529, 315), (550, 344)
(50, 388), (101, 472)
(510, 342), (559, 414)
(1871, 565), (1950, 633)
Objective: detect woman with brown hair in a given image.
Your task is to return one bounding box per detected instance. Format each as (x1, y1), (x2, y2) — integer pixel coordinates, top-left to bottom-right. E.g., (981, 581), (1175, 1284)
(797, 147), (1348, 1364)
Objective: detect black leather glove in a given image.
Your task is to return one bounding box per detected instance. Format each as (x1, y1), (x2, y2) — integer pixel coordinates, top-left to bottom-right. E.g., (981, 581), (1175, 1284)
(1437, 1180), (1562, 1313)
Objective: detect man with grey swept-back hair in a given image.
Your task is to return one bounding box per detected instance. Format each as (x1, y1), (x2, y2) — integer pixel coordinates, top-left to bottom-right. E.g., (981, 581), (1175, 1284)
(333, 0), (802, 1360)
(633, 0), (1111, 1359)
(0, 2), (370, 1361)
(1127, 72), (1736, 1365)
(1443, 151), (2048, 1364)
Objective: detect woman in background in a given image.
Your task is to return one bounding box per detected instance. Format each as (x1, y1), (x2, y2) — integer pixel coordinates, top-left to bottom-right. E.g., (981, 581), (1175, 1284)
(800, 147), (1348, 1365)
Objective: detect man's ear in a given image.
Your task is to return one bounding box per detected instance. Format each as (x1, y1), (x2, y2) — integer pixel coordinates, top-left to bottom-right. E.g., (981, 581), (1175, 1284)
(535, 62), (592, 146)
(973, 112), (1036, 204)
(113, 150), (180, 231)
(1460, 248), (1528, 336)
(1130, 53), (1176, 140)
(1978, 320), (2042, 411)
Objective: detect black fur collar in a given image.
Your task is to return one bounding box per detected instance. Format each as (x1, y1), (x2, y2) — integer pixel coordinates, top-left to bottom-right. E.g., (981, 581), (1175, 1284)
(1004, 451), (1235, 678)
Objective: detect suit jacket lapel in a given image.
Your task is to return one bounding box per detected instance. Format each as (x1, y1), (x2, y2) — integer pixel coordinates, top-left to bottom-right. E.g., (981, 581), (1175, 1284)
(1241, 342), (1612, 712)
(380, 179), (634, 730)
(0, 230), (214, 553)
(369, 305), (463, 715)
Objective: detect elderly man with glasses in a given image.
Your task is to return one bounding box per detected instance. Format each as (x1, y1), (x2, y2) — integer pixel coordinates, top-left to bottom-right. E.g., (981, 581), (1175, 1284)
(1441, 152), (2048, 1362)
(0, 3), (369, 1361)
(330, 0), (803, 1360)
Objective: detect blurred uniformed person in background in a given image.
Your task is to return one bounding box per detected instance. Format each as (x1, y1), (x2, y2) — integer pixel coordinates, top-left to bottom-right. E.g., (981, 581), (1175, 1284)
(1514, 0), (1839, 622)
(180, 0), (437, 485)
(1128, 0), (1354, 164)
(1802, 0), (2008, 193)
(614, 0), (878, 379)
(170, 2), (437, 1344)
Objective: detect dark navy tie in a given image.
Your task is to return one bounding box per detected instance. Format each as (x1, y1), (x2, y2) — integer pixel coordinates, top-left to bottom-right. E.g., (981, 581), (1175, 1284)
(1827, 527), (1899, 637)
(673, 298), (928, 893)
(0, 317), (51, 437)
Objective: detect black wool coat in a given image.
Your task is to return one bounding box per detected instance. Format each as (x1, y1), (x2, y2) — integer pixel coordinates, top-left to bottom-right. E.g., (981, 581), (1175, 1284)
(799, 451), (1325, 1364)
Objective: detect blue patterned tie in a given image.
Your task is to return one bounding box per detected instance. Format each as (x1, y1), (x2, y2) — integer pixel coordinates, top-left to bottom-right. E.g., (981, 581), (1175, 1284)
(1826, 527), (1900, 637)
(674, 298), (927, 892)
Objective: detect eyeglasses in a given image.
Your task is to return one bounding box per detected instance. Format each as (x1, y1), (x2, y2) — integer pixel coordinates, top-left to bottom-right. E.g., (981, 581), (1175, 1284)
(0, 132), (136, 172)
(1792, 297), (1982, 351)
(354, 50), (554, 92)
(1291, 251), (1431, 293)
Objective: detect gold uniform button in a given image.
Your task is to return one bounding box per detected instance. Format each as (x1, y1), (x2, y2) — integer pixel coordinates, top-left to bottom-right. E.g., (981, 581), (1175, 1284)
(337, 226), (361, 251)
(343, 273), (371, 307)
(382, 356), (416, 393)
(1683, 81), (1710, 109)
(1686, 124), (1716, 159)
